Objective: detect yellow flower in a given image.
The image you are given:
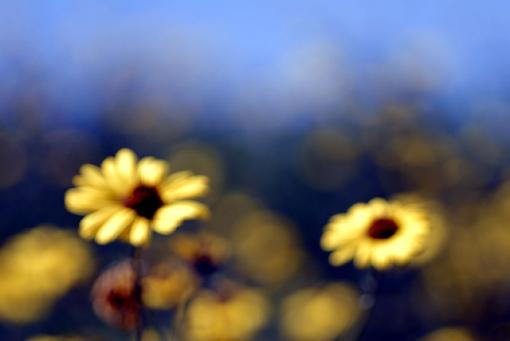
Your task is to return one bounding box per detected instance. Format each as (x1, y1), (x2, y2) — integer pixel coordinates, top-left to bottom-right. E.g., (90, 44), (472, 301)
(142, 260), (197, 310)
(321, 197), (430, 270)
(169, 232), (230, 277)
(185, 283), (270, 341)
(280, 283), (360, 341)
(232, 210), (304, 286)
(0, 226), (94, 324)
(65, 148), (210, 246)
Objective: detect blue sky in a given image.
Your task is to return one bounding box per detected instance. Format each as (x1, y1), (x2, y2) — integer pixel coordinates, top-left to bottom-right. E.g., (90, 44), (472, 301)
(1, 0), (509, 114)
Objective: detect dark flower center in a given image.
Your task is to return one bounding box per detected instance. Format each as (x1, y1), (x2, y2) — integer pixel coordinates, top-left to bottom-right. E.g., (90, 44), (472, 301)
(193, 253), (219, 277)
(106, 289), (137, 310)
(124, 185), (163, 219)
(367, 218), (399, 240)
(105, 289), (140, 330)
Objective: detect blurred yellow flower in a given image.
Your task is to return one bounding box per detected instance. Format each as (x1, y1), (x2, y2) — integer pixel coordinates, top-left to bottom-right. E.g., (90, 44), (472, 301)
(65, 148), (209, 246)
(143, 232), (229, 310)
(232, 210), (304, 286)
(0, 226), (95, 324)
(185, 283), (270, 341)
(420, 327), (476, 341)
(142, 260), (197, 310)
(280, 283), (360, 341)
(169, 232), (230, 277)
(321, 197), (430, 270)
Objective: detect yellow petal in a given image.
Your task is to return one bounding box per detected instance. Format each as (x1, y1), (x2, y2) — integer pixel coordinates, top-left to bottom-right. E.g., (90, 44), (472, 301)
(73, 164), (108, 188)
(371, 251), (390, 270)
(115, 148), (138, 185)
(152, 201), (209, 235)
(138, 157), (168, 186)
(95, 208), (136, 244)
(354, 242), (372, 268)
(102, 157), (130, 197)
(129, 217), (151, 246)
(161, 174), (209, 202)
(79, 205), (122, 239)
(65, 188), (115, 214)
(329, 246), (355, 266)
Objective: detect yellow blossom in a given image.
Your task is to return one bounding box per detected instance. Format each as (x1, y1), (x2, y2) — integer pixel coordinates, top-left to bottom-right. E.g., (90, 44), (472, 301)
(65, 148), (209, 246)
(321, 197), (430, 270)
(185, 284), (270, 341)
(0, 226), (94, 323)
(280, 283), (360, 341)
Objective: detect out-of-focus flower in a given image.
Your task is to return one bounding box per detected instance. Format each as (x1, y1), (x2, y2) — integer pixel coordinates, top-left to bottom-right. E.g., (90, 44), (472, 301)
(280, 282), (360, 341)
(142, 260), (197, 310)
(91, 261), (140, 330)
(143, 232), (229, 310)
(0, 226), (95, 324)
(419, 327), (476, 341)
(169, 232), (230, 278)
(65, 148), (210, 246)
(185, 282), (270, 341)
(232, 210), (304, 286)
(321, 197), (430, 270)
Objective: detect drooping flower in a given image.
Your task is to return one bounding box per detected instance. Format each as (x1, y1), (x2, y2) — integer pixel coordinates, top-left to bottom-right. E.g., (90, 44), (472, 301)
(321, 197), (430, 270)
(91, 261), (141, 330)
(65, 148), (209, 246)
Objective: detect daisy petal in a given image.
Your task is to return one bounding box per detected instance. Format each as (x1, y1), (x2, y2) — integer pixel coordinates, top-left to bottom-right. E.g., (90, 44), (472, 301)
(65, 188), (115, 214)
(102, 157), (130, 197)
(330, 246), (355, 266)
(354, 242), (372, 268)
(129, 217), (151, 246)
(79, 206), (122, 239)
(161, 174), (209, 202)
(73, 164), (108, 188)
(139, 157), (168, 186)
(153, 201), (209, 235)
(115, 148), (138, 184)
(95, 208), (136, 244)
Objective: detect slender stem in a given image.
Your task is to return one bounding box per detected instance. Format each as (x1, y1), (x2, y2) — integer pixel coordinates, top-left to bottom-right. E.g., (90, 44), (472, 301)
(131, 246), (144, 341)
(352, 269), (380, 341)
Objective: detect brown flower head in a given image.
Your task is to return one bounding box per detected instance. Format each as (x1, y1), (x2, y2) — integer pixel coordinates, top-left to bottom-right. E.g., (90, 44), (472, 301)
(91, 261), (141, 330)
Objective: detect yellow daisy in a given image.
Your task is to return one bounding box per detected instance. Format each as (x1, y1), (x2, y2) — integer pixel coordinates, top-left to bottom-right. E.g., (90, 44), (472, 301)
(185, 282), (269, 340)
(321, 197), (430, 270)
(65, 148), (209, 246)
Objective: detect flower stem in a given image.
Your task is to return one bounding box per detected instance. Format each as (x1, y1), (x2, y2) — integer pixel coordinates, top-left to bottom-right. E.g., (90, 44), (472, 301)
(131, 246), (144, 341)
(352, 269), (380, 341)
